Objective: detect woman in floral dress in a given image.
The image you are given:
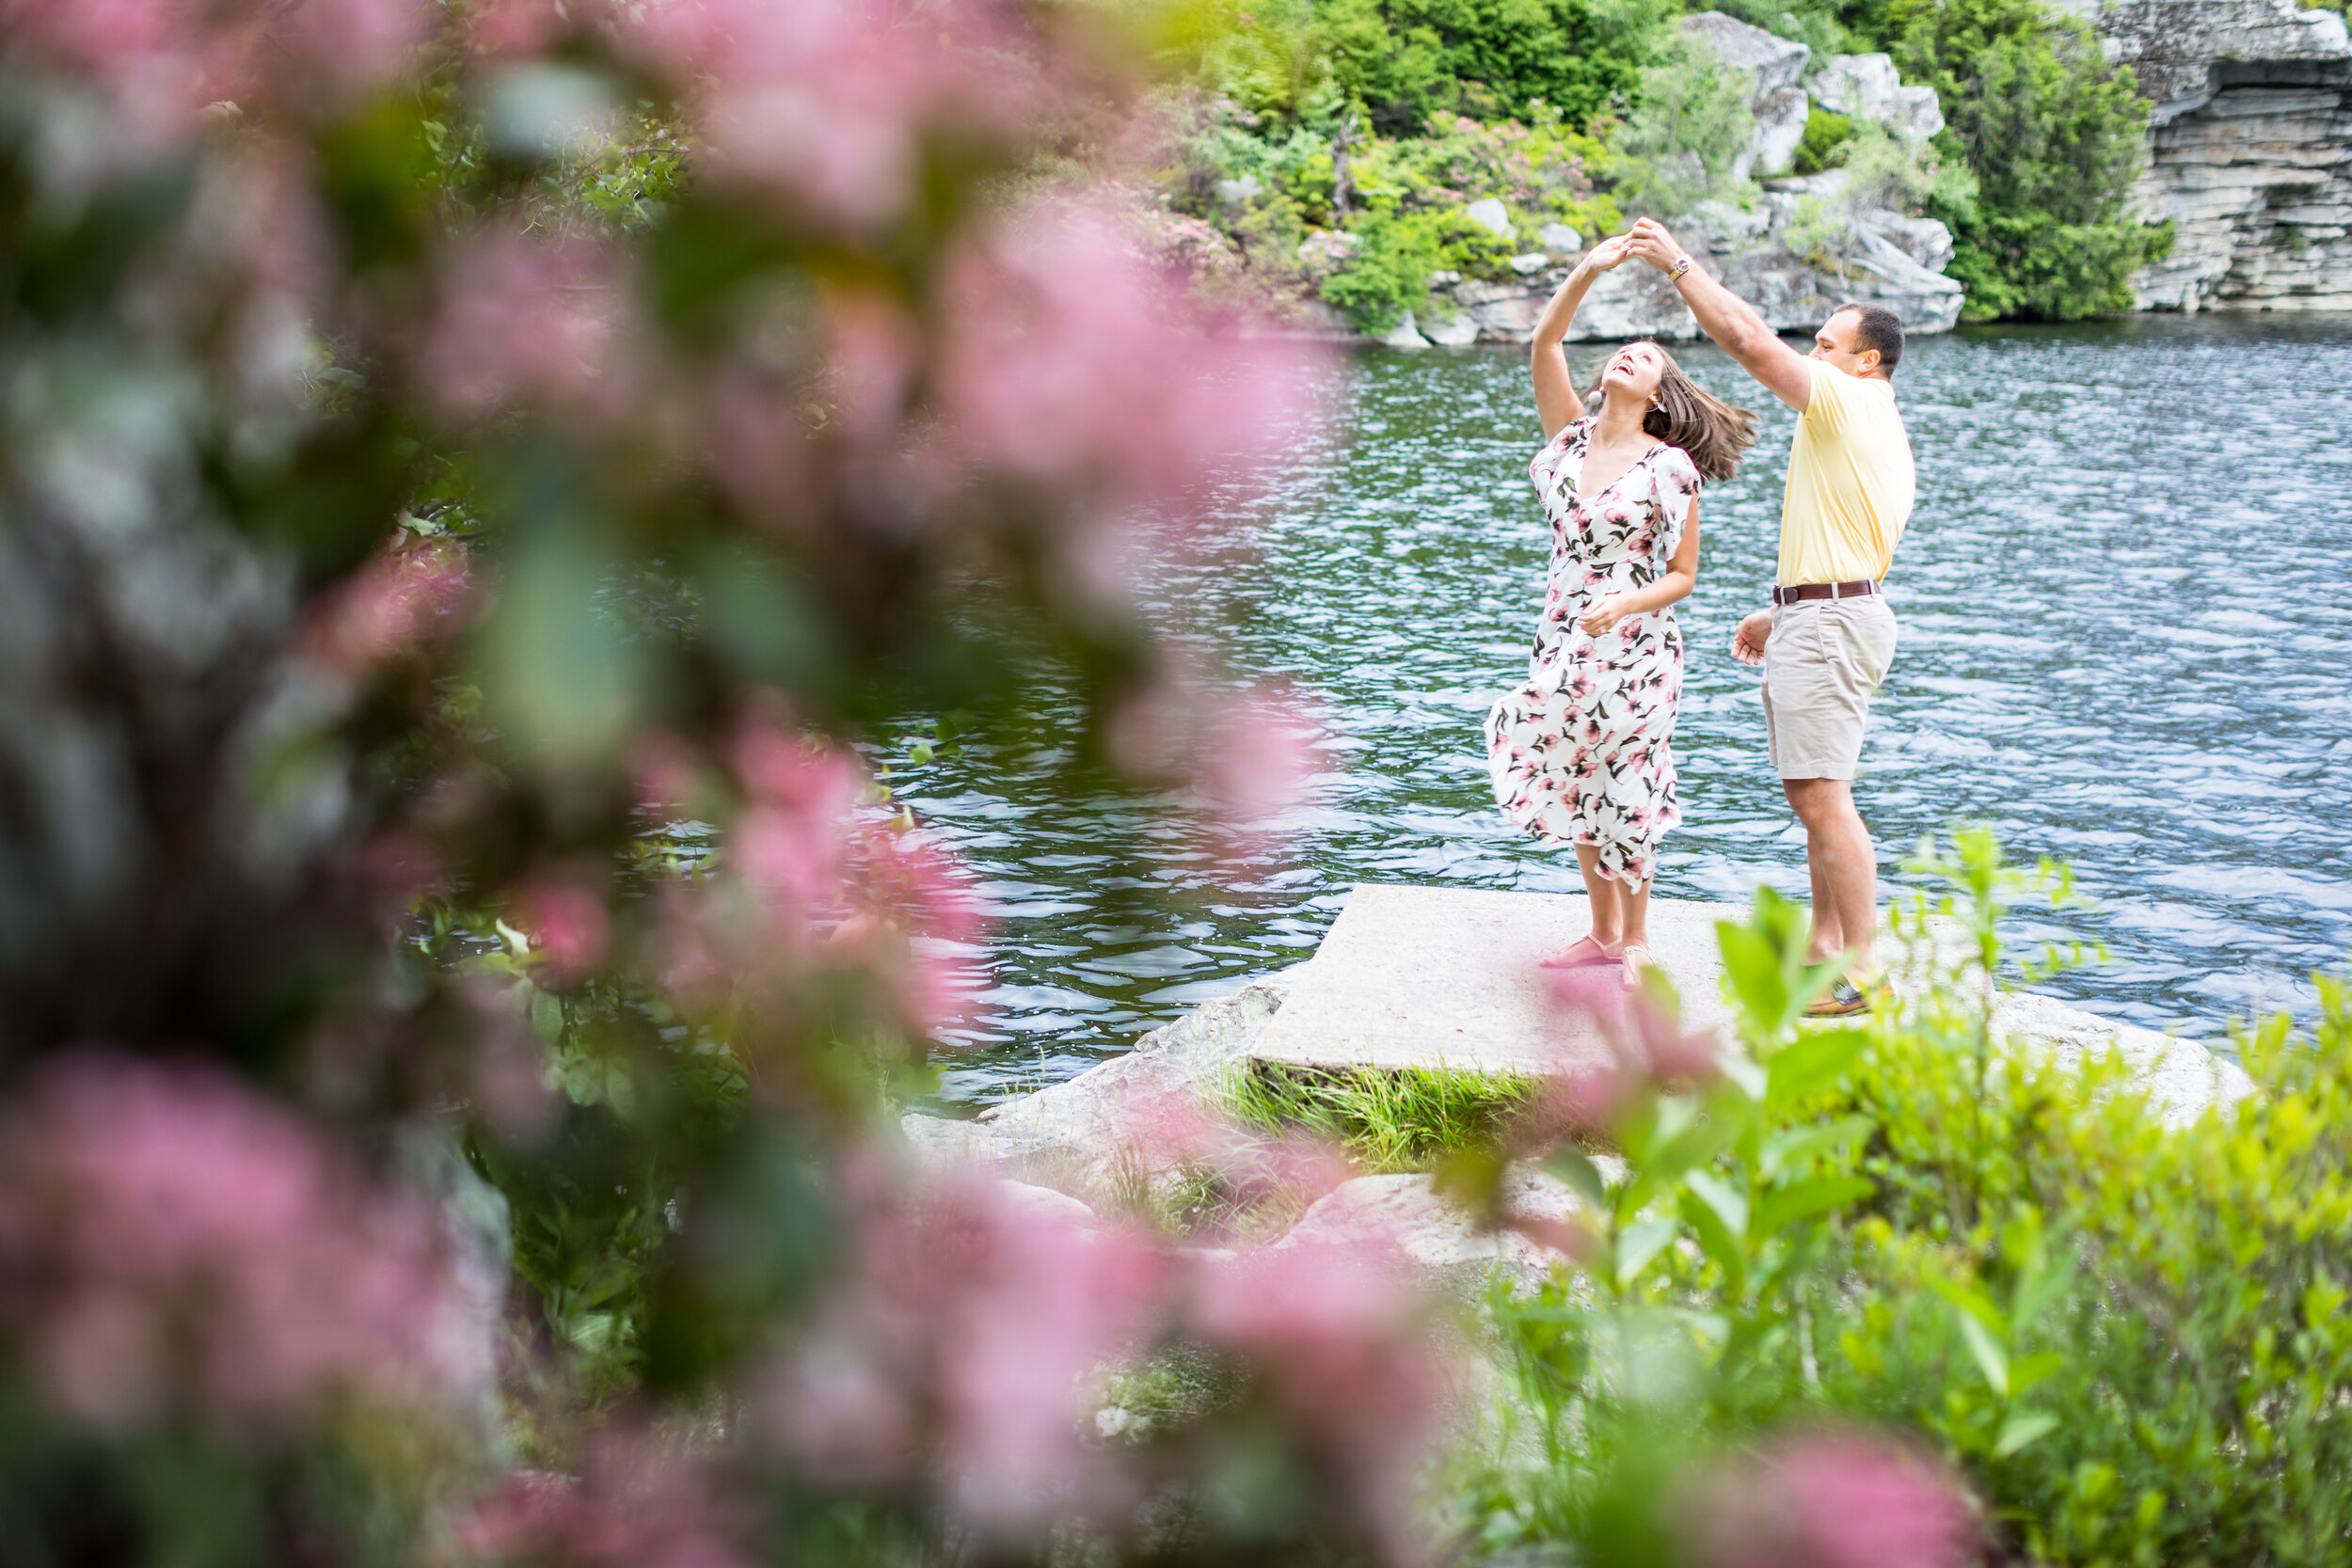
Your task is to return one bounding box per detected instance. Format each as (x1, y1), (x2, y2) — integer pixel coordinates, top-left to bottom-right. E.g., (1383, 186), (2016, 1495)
(1486, 234), (1757, 987)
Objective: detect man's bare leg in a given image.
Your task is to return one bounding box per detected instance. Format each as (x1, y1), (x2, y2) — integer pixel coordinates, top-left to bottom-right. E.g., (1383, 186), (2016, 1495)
(1783, 777), (1880, 974)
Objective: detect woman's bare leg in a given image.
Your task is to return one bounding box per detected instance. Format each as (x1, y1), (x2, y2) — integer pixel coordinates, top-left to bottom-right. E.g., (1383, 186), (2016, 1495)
(1619, 873), (1653, 950)
(1576, 845), (1626, 949)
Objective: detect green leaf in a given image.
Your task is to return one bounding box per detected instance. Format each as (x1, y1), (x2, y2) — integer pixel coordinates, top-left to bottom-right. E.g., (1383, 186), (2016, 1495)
(1753, 1175), (1874, 1239)
(1677, 1189), (1748, 1298)
(2009, 1350), (2067, 1399)
(1994, 1408), (2059, 1457)
(1766, 1030), (1866, 1107)
(530, 989), (565, 1045)
(1681, 1169), (1750, 1241)
(1955, 1308), (2010, 1399)
(1717, 920), (1788, 1028)
(1542, 1146), (1611, 1212)
(1614, 1216), (1679, 1289)
(1761, 1116), (1876, 1180)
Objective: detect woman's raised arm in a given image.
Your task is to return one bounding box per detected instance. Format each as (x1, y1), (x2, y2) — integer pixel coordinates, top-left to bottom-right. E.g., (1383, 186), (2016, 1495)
(1531, 234), (1633, 440)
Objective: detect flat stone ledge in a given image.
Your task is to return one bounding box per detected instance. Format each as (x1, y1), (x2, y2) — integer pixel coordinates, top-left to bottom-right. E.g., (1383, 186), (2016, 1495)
(1247, 884), (1732, 1078)
(901, 887), (2257, 1193)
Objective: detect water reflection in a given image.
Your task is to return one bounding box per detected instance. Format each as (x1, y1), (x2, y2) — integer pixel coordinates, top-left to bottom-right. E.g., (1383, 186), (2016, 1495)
(899, 314), (2352, 1106)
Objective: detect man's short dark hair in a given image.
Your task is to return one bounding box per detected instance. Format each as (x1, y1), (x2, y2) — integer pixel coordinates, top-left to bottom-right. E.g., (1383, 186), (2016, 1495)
(1836, 303), (1904, 373)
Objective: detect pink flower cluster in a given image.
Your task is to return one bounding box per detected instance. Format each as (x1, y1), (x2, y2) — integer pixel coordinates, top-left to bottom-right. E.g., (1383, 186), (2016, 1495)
(619, 0), (1042, 232)
(1690, 1428), (1981, 1568)
(0, 0), (425, 136)
(651, 717), (981, 1037)
(936, 201), (1315, 514)
(421, 232), (640, 425)
(303, 535), (474, 677)
(766, 1167), (1450, 1556)
(453, 1440), (750, 1568)
(0, 1053), (477, 1434)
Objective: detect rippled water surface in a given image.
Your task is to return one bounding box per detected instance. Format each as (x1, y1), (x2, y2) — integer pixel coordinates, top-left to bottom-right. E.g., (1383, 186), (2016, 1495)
(898, 315), (2352, 1108)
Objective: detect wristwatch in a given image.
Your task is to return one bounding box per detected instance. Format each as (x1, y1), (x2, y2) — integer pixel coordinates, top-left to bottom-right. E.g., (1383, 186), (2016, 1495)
(1667, 256), (1693, 284)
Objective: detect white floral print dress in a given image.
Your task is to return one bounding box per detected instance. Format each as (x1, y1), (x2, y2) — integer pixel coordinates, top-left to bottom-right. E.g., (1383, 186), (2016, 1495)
(1486, 416), (1703, 884)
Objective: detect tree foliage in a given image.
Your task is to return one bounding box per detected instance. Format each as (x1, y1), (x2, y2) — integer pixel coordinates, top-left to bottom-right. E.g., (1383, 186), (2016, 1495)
(1894, 0), (2171, 319)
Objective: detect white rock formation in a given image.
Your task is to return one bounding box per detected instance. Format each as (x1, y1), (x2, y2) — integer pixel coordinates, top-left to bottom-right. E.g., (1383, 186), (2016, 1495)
(1750, 87), (1813, 181)
(1274, 1167), (1593, 1296)
(1810, 52), (1947, 143)
(1536, 222), (1585, 255)
(1683, 11), (1811, 96)
(1683, 12), (1813, 180)
(1421, 307), (1482, 346)
(1378, 308), (1432, 349)
(900, 972), (1298, 1181)
(2073, 0), (2352, 312)
(1463, 198), (1516, 239)
(1990, 991), (2256, 1130)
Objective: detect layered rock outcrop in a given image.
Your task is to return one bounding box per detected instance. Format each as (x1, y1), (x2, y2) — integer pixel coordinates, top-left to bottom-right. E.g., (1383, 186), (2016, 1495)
(2074, 0), (2352, 311)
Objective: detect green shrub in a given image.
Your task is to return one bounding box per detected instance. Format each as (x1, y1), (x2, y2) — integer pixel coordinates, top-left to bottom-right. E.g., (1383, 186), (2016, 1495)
(1314, 0), (1672, 135)
(1318, 204), (1518, 329)
(1453, 831), (2352, 1565)
(1893, 0), (2172, 320)
(1602, 32), (1760, 219)
(1790, 104), (1853, 175)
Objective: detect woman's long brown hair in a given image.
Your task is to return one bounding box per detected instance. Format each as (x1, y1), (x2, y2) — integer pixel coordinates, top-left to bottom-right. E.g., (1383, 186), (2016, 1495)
(1587, 343), (1758, 484)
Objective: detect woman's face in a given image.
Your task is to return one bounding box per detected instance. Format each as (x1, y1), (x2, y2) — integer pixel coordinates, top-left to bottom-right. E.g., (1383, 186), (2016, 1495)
(1600, 341), (1666, 402)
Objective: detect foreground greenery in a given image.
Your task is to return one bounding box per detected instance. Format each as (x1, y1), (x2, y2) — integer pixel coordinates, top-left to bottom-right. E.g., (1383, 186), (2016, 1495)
(1150, 0), (2169, 327)
(1225, 832), (2351, 1565)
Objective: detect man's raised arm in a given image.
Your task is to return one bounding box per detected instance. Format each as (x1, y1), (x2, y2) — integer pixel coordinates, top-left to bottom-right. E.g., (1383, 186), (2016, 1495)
(1626, 218), (1814, 414)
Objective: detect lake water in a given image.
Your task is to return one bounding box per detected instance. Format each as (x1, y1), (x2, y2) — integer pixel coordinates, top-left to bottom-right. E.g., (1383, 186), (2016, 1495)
(896, 314), (2352, 1108)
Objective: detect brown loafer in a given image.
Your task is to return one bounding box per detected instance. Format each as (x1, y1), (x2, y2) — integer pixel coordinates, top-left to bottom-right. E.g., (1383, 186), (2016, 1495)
(1804, 970), (1892, 1018)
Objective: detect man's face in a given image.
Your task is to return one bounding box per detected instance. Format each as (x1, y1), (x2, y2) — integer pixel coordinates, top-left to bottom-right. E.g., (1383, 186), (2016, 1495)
(1812, 309), (1881, 377)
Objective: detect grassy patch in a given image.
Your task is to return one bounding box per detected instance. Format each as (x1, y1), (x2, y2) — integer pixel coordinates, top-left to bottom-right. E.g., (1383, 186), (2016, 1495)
(1225, 1061), (1541, 1172)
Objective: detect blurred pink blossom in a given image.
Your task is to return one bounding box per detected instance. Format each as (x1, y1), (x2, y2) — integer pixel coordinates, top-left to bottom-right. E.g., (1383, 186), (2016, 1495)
(648, 718), (980, 1037)
(936, 202), (1315, 510)
(767, 1172), (1166, 1528)
(517, 879), (613, 982)
(453, 1436), (751, 1568)
(1690, 1428), (1980, 1568)
(622, 0), (1037, 231)
(0, 0), (425, 135)
(1191, 1238), (1448, 1560)
(421, 231), (638, 422)
(0, 1052), (475, 1433)
(303, 535), (473, 674)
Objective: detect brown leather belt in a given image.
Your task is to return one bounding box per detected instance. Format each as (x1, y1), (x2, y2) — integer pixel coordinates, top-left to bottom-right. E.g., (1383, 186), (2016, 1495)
(1772, 578), (1880, 606)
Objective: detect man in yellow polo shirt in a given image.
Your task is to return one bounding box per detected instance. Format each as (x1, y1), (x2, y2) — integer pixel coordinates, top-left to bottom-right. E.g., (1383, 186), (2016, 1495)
(1625, 216), (1915, 1016)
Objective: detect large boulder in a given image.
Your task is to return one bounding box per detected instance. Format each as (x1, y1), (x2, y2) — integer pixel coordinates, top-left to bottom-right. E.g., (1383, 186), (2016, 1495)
(1810, 52), (1947, 142)
(1749, 86), (1812, 180)
(1272, 1165), (1597, 1298)
(1682, 13), (1813, 180)
(900, 970), (1299, 1182)
(1681, 11), (1810, 96)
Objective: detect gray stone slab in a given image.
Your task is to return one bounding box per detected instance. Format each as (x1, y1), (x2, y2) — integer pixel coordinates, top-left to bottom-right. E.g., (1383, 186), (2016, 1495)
(1247, 884), (1734, 1077)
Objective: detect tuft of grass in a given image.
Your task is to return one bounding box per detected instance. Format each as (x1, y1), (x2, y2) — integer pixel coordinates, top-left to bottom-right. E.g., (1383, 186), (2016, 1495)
(1225, 1061), (1541, 1173)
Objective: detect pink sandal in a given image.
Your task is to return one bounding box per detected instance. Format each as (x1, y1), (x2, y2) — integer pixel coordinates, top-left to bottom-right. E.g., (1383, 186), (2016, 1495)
(1618, 942), (1659, 990)
(1539, 934), (1620, 970)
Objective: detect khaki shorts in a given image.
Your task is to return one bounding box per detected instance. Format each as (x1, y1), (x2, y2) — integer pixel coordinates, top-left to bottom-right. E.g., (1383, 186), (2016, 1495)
(1761, 596), (1898, 781)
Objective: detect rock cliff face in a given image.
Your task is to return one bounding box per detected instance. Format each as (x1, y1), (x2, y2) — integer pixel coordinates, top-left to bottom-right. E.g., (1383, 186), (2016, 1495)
(2074, 0), (2352, 311)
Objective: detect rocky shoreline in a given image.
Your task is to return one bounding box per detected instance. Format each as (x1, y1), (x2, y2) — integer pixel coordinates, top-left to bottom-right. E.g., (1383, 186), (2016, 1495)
(902, 963), (2257, 1296)
(1264, 0), (2351, 349)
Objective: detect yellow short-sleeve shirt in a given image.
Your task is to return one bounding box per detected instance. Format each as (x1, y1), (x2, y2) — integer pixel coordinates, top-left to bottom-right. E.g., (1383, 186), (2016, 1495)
(1779, 360), (1915, 585)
